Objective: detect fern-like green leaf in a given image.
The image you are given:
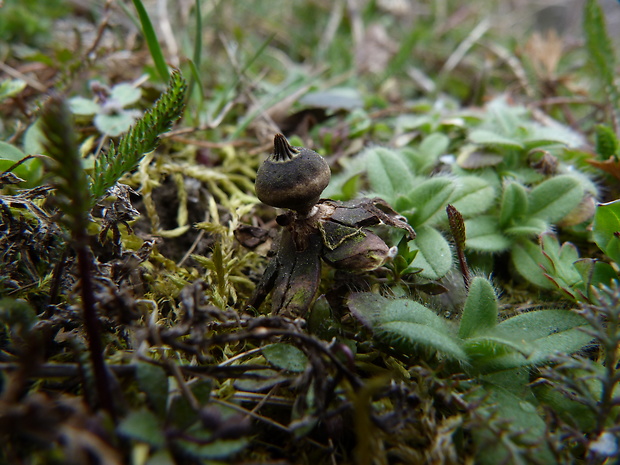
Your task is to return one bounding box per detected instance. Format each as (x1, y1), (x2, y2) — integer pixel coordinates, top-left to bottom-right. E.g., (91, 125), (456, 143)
(90, 70), (187, 205)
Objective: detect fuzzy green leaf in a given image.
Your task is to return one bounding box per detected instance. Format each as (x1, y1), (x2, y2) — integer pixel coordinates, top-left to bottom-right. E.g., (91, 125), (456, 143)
(406, 133), (450, 173)
(496, 310), (592, 365)
(499, 181), (528, 227)
(448, 176), (496, 217)
(378, 299), (454, 334)
(366, 147), (415, 202)
(511, 239), (557, 289)
(503, 217), (548, 238)
(378, 297), (466, 361)
(468, 129), (523, 149)
(408, 225), (452, 280)
(464, 216), (512, 252)
(90, 70), (186, 204)
(348, 293), (467, 361)
(407, 177), (455, 226)
(528, 175), (584, 223)
(594, 125), (619, 159)
(459, 277), (498, 339)
(262, 343), (309, 373)
(379, 321), (467, 362)
(464, 335), (532, 361)
(592, 200), (620, 264)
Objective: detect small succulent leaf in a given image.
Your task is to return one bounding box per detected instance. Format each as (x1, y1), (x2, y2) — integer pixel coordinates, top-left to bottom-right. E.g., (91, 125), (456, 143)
(136, 362), (169, 418)
(408, 225), (452, 280)
(573, 259), (618, 296)
(464, 216), (512, 252)
(407, 177), (455, 227)
(110, 82), (142, 106)
(592, 200), (620, 264)
(458, 277), (498, 339)
(378, 321), (468, 362)
(540, 233), (582, 286)
(448, 176), (496, 217)
(511, 239), (557, 289)
(503, 217), (548, 237)
(366, 147), (415, 202)
(68, 96), (101, 115)
(499, 181), (529, 227)
(496, 310), (593, 365)
(527, 175), (584, 223)
(118, 409), (165, 446)
(468, 129), (523, 149)
(262, 343), (309, 373)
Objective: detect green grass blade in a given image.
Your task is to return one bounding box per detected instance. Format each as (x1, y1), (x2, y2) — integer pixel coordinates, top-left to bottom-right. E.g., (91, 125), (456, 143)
(187, 58), (204, 101)
(186, 0), (204, 101)
(132, 0), (169, 82)
(192, 0), (203, 71)
(584, 0), (620, 127)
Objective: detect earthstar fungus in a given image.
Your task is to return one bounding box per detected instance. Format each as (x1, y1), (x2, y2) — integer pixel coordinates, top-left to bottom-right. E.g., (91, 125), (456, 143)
(245, 134), (415, 317)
